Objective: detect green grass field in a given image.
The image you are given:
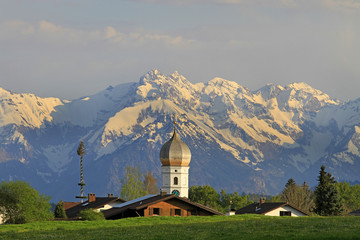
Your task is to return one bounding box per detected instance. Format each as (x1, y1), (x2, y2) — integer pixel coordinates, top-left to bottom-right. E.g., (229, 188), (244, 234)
(1, 215), (360, 240)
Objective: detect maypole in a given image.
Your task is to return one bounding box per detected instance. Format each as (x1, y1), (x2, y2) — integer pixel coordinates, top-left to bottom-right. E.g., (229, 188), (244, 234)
(76, 140), (87, 203)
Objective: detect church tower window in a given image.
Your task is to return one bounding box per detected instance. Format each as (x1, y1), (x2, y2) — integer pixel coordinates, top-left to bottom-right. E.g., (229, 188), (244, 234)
(174, 177), (178, 185)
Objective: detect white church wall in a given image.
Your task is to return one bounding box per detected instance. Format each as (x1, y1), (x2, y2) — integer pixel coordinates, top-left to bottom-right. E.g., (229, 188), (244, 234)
(265, 206), (306, 217)
(161, 166), (189, 198)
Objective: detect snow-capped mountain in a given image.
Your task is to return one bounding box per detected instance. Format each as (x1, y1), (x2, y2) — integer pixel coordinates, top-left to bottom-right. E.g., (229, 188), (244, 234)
(0, 70), (359, 202)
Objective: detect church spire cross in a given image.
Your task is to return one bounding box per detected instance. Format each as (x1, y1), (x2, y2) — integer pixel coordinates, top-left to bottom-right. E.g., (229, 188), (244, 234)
(172, 114), (178, 136)
(173, 113), (177, 126)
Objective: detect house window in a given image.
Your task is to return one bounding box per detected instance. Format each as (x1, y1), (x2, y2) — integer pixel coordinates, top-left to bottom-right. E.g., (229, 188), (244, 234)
(280, 211), (292, 216)
(174, 177), (178, 185)
(153, 208), (160, 215)
(174, 209), (181, 216)
(190, 209), (197, 216)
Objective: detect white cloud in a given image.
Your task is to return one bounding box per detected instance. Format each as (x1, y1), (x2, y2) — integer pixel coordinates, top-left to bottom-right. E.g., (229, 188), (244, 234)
(321, 0), (360, 9)
(0, 20), (191, 47)
(105, 26), (118, 39)
(0, 21), (34, 37)
(0, 1), (359, 101)
(127, 0), (360, 10)
(0, 19), (197, 99)
(39, 21), (62, 33)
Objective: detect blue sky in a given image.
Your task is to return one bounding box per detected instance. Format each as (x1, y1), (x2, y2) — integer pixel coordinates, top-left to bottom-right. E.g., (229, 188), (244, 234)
(0, 0), (359, 100)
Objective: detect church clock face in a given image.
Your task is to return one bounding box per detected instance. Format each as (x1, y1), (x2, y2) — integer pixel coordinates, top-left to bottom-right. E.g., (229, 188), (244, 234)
(172, 190), (180, 196)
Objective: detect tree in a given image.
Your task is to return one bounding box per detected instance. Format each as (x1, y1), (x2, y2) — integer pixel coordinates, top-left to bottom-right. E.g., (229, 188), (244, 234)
(299, 181), (314, 213)
(120, 166), (147, 201)
(336, 182), (360, 214)
(143, 171), (159, 195)
(268, 194), (283, 202)
(76, 140), (86, 203)
(219, 190), (252, 212)
(189, 186), (253, 213)
(189, 185), (221, 210)
(282, 178), (298, 204)
(314, 165), (343, 216)
(54, 200), (67, 219)
(0, 181), (53, 224)
(281, 178), (314, 213)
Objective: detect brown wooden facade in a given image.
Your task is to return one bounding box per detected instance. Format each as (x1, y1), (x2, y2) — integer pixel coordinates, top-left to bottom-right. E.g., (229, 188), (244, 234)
(103, 194), (223, 219)
(143, 199), (215, 217)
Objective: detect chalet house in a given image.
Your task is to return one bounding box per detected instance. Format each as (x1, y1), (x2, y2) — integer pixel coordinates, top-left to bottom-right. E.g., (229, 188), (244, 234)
(65, 193), (125, 219)
(102, 194), (223, 219)
(235, 199), (309, 217)
(349, 209), (360, 216)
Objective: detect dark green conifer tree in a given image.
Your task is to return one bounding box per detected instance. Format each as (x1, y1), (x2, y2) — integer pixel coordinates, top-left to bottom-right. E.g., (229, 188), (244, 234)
(314, 165), (343, 216)
(54, 200), (67, 219)
(282, 178), (298, 204)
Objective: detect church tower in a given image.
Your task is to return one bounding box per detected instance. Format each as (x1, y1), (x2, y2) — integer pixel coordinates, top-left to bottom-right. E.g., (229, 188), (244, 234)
(160, 123), (191, 198)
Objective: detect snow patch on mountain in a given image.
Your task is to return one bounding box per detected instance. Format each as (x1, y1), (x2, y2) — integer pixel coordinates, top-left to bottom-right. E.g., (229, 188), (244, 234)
(101, 100), (177, 147)
(0, 87), (63, 128)
(0, 125), (30, 152)
(286, 82), (338, 105)
(137, 70), (198, 108)
(347, 141), (360, 157)
(345, 126), (360, 157)
(81, 97), (90, 101)
(254, 84), (284, 101)
(42, 144), (74, 173)
(52, 82), (134, 127)
(290, 130), (333, 172)
(315, 100), (360, 129)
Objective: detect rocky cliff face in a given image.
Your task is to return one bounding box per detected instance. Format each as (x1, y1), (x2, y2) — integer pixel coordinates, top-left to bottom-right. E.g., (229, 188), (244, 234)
(0, 70), (359, 201)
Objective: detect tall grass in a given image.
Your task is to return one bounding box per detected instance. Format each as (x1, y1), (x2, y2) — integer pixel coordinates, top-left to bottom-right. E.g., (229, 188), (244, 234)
(1, 215), (360, 240)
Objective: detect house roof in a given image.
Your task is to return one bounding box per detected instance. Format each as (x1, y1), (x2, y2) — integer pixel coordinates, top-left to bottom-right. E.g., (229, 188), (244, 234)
(110, 194), (156, 209)
(103, 194), (223, 218)
(65, 197), (125, 219)
(235, 202), (309, 216)
(160, 128), (191, 167)
(63, 202), (80, 210)
(349, 209), (360, 216)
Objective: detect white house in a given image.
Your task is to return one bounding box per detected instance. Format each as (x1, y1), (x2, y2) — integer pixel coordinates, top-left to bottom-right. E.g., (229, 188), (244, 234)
(349, 209), (360, 216)
(64, 193), (126, 219)
(235, 198), (308, 217)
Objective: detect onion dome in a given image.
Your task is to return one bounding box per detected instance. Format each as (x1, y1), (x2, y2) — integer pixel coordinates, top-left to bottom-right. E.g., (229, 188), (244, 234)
(160, 128), (191, 166)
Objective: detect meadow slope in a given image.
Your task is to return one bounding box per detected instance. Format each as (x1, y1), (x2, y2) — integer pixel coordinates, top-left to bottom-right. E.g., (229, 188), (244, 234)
(1, 215), (360, 240)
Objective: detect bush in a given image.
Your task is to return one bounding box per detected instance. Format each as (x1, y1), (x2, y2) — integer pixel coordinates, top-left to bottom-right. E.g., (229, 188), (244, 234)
(78, 209), (105, 221)
(0, 181), (53, 224)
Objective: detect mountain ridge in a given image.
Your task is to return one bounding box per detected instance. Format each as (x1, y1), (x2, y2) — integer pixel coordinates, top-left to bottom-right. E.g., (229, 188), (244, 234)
(0, 69), (359, 201)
